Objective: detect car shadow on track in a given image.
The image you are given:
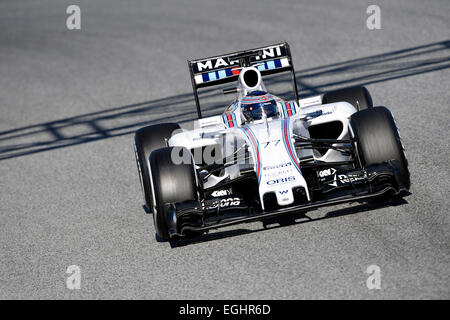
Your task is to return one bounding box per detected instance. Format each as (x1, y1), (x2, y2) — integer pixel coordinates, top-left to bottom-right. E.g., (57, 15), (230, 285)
(168, 195), (409, 248)
(0, 40), (448, 161)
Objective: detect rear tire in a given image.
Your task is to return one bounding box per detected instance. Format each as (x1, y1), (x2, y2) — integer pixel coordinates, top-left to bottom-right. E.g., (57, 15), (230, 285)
(150, 147), (199, 241)
(322, 86), (373, 110)
(134, 123), (181, 210)
(350, 106), (410, 190)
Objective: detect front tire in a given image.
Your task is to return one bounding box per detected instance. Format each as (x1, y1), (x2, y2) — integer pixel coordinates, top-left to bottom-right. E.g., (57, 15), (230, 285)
(350, 106), (410, 190)
(322, 86), (373, 110)
(149, 147), (199, 241)
(134, 123), (181, 211)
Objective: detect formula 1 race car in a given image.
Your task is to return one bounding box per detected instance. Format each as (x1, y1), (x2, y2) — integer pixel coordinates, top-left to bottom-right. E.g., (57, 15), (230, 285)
(134, 42), (410, 241)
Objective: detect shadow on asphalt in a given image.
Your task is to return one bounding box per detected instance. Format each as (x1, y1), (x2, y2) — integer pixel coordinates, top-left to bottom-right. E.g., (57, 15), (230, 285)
(0, 40), (448, 161)
(168, 196), (409, 248)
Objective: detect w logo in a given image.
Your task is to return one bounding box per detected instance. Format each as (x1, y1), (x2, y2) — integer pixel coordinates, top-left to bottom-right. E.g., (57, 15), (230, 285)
(278, 190), (289, 194)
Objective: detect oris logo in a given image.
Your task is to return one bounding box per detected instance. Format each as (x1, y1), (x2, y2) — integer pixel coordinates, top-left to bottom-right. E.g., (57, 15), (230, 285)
(267, 176), (296, 185)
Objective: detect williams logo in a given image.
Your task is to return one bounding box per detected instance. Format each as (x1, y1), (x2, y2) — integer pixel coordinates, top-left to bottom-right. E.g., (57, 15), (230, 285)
(263, 162), (292, 171)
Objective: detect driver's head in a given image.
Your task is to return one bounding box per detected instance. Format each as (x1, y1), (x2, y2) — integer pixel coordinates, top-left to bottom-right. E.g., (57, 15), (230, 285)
(241, 91), (279, 122)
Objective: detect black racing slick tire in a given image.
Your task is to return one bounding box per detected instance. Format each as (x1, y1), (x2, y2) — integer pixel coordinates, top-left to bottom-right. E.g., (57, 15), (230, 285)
(350, 106), (410, 190)
(150, 147), (199, 241)
(322, 86), (373, 111)
(134, 123), (181, 211)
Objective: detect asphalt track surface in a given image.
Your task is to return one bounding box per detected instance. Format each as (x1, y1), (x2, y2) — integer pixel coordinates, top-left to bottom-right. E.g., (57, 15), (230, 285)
(1, 0), (449, 299)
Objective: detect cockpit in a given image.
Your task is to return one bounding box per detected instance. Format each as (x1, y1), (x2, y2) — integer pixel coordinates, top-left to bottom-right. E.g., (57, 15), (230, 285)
(240, 91), (279, 123)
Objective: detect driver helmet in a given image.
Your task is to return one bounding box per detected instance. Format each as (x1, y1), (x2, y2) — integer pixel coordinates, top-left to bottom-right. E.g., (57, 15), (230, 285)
(241, 91), (279, 122)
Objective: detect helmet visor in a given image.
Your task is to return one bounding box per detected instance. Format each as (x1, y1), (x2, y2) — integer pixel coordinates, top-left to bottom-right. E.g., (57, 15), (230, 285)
(243, 100), (278, 121)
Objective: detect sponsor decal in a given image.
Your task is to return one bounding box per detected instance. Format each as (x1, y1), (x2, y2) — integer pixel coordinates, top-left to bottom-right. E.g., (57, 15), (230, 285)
(318, 167), (336, 178)
(263, 169), (293, 178)
(205, 197), (241, 210)
(327, 173), (365, 186)
(337, 174), (365, 184)
(304, 110), (332, 119)
(263, 162), (292, 171)
(193, 46), (286, 73)
(219, 197), (241, 207)
(262, 139), (281, 148)
(211, 189), (231, 197)
(198, 59), (228, 72)
(196, 58), (239, 72)
(267, 176), (296, 185)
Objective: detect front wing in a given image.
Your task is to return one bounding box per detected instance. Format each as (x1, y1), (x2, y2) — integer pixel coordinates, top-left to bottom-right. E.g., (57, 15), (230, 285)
(164, 161), (407, 238)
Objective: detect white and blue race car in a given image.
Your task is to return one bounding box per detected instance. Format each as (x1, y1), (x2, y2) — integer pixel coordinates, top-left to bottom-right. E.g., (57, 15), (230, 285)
(134, 42), (410, 241)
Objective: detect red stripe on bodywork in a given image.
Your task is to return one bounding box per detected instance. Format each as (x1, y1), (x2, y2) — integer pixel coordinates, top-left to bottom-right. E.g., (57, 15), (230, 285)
(284, 121), (295, 160)
(283, 120), (301, 174)
(286, 102), (293, 117)
(226, 113), (234, 127)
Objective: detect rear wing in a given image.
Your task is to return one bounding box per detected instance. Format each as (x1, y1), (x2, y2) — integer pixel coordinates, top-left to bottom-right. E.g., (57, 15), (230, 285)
(188, 42), (299, 118)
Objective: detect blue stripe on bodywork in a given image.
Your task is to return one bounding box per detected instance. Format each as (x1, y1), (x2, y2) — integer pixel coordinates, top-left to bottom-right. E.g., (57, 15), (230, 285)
(280, 101), (288, 118)
(289, 101), (297, 115)
(253, 59), (282, 72)
(281, 119), (302, 176)
(208, 72), (217, 81)
(218, 70), (226, 79)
